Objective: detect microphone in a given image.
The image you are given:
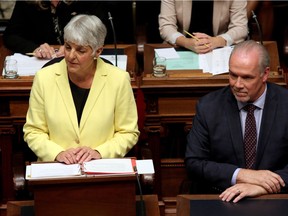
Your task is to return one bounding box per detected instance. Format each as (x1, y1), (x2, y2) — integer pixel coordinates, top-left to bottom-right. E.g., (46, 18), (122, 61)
(108, 12), (118, 66)
(251, 10), (263, 45)
(134, 165), (146, 216)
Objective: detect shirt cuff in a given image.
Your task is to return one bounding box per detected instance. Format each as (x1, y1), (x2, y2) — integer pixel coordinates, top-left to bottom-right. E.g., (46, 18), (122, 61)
(219, 33), (233, 46)
(170, 32), (184, 45)
(231, 168), (241, 185)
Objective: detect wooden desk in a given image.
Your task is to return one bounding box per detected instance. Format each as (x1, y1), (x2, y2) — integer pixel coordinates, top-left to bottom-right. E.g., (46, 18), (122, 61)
(6, 195), (160, 216)
(143, 41), (283, 76)
(177, 194), (288, 216)
(28, 175), (136, 216)
(103, 44), (138, 79)
(0, 44), (138, 204)
(140, 42), (287, 200)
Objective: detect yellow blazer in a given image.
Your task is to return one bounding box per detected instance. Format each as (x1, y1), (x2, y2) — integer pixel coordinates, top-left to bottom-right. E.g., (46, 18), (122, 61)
(23, 58), (139, 161)
(159, 0), (248, 46)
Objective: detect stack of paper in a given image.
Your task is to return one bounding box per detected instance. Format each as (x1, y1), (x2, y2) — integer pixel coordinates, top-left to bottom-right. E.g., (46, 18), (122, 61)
(30, 162), (81, 178)
(154, 46), (234, 75)
(2, 53), (128, 77)
(83, 158), (135, 175)
(26, 158), (154, 179)
(3, 54), (50, 76)
(100, 55), (127, 71)
(199, 46), (233, 75)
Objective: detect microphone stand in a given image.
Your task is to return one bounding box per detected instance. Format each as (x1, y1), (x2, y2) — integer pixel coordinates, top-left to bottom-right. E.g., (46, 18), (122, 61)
(134, 166), (146, 216)
(251, 10), (263, 45)
(108, 12), (118, 66)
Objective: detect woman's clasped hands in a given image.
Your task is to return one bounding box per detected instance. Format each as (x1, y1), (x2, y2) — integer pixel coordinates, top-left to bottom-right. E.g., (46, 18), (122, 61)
(56, 146), (102, 164)
(183, 33), (227, 54)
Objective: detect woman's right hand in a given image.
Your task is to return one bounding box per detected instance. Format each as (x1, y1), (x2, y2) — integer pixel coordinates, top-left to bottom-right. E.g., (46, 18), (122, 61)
(177, 36), (211, 54)
(33, 43), (58, 59)
(56, 149), (78, 164)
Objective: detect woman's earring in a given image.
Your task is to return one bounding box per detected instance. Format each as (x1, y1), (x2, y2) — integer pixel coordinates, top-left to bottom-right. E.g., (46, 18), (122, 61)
(93, 57), (97, 60)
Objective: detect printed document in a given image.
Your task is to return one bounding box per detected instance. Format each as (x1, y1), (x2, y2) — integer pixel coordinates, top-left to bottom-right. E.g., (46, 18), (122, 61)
(154, 46), (234, 75)
(26, 158), (154, 179)
(2, 53), (127, 77)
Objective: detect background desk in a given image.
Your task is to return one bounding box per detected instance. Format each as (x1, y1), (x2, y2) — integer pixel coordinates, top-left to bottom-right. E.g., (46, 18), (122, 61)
(177, 194), (288, 216)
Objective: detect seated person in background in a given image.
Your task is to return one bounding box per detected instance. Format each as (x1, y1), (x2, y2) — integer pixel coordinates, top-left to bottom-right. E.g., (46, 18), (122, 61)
(159, 0), (248, 54)
(23, 14), (139, 164)
(3, 0), (110, 59)
(186, 40), (288, 202)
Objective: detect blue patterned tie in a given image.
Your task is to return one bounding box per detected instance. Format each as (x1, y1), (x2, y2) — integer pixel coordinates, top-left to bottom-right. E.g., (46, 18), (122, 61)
(243, 104), (257, 169)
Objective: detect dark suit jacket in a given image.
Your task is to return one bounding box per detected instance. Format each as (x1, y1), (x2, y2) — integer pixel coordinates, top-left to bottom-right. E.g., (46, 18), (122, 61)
(185, 83), (288, 192)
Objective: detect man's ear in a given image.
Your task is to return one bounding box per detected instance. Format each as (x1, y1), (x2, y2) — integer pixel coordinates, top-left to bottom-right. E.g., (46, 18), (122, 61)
(262, 66), (270, 82)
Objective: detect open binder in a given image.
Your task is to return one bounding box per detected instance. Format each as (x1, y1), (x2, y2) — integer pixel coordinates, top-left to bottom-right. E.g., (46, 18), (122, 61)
(26, 158), (154, 179)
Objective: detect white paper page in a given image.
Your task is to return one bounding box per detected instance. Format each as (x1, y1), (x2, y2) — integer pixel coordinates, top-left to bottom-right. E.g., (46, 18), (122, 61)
(210, 46), (234, 75)
(2, 54), (127, 77)
(4, 53), (50, 76)
(136, 159), (155, 174)
(29, 163), (81, 178)
(100, 55), (127, 71)
(83, 158), (134, 174)
(155, 48), (180, 59)
(26, 165), (31, 179)
(199, 52), (212, 73)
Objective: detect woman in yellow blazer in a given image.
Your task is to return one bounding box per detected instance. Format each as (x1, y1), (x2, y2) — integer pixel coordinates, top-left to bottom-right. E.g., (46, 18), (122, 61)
(23, 14), (139, 164)
(159, 0), (248, 53)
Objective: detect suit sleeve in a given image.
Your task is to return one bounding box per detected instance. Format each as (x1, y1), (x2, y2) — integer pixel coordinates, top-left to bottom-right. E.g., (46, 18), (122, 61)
(23, 70), (67, 161)
(185, 99), (238, 190)
(95, 71), (140, 158)
(159, 0), (184, 44)
(219, 0), (248, 45)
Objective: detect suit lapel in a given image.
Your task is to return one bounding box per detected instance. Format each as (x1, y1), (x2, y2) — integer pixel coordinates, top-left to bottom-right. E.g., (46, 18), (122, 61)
(183, 0), (192, 31)
(79, 59), (108, 131)
(55, 61), (79, 136)
(255, 85), (277, 168)
(212, 1), (222, 36)
(226, 90), (246, 167)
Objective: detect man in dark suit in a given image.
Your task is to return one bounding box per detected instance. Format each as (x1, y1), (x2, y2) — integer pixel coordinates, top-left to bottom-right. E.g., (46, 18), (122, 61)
(185, 40), (288, 203)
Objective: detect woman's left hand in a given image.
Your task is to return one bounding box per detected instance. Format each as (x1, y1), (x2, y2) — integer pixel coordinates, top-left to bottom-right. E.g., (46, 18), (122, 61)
(193, 33), (226, 52)
(73, 146), (102, 164)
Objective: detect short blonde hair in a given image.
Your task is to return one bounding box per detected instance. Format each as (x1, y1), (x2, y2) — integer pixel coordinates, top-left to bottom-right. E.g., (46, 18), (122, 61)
(64, 14), (107, 55)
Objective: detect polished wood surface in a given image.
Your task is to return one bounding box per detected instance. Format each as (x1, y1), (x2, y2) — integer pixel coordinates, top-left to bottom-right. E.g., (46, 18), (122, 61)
(5, 195), (160, 216)
(6, 200), (34, 216)
(177, 194), (288, 216)
(136, 195), (161, 216)
(28, 175), (136, 216)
